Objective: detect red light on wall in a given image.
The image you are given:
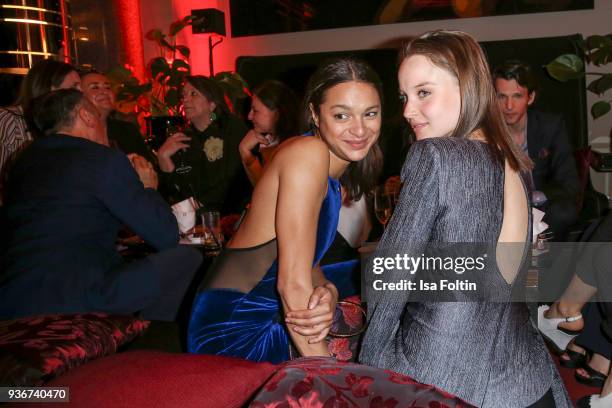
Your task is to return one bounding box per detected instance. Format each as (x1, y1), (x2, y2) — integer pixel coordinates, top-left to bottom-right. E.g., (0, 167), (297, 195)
(114, 0), (146, 82)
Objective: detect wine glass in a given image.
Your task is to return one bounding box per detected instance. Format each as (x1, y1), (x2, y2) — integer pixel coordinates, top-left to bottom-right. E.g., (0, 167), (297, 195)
(166, 124), (192, 175)
(374, 186), (394, 228)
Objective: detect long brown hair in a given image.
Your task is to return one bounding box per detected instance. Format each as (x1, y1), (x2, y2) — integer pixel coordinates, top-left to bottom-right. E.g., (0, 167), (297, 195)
(303, 57), (383, 201)
(399, 30), (531, 172)
(16, 59), (77, 110)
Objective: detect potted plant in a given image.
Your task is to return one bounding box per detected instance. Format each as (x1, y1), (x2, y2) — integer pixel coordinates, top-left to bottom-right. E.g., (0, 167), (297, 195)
(140, 15), (193, 149)
(108, 15), (250, 149)
(545, 34), (611, 167)
(545, 34), (611, 119)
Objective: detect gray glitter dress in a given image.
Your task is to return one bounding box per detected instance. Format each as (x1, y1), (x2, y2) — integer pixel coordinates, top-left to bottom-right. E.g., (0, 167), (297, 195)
(359, 138), (571, 408)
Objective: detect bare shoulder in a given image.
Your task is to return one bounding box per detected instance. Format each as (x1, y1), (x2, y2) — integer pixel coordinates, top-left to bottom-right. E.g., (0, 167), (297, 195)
(273, 136), (329, 171)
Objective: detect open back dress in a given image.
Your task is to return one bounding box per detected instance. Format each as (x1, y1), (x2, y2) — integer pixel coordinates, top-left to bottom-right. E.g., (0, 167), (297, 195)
(188, 176), (341, 363)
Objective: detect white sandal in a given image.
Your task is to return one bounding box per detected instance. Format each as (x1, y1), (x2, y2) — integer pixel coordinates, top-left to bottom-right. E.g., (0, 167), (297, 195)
(537, 305), (582, 353)
(577, 393), (612, 408)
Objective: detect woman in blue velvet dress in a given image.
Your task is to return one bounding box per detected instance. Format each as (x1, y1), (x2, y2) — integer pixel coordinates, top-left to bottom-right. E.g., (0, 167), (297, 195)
(188, 58), (383, 363)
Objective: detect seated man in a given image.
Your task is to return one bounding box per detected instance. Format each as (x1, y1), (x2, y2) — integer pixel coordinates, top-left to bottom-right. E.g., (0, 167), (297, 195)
(0, 89), (201, 320)
(493, 60), (581, 241)
(80, 69), (156, 164)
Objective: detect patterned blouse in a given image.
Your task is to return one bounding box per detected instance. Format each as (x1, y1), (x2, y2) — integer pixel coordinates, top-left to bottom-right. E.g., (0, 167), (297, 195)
(0, 106), (31, 198)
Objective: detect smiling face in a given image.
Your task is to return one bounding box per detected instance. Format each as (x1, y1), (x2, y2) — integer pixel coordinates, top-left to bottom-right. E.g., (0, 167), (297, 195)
(399, 55), (461, 140)
(494, 78), (534, 128)
(312, 80), (381, 166)
(181, 82), (216, 125)
(81, 73), (115, 117)
(248, 95), (278, 135)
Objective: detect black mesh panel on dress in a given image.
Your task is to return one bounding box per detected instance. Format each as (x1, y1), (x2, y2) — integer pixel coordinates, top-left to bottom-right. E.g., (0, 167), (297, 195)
(199, 239), (278, 294)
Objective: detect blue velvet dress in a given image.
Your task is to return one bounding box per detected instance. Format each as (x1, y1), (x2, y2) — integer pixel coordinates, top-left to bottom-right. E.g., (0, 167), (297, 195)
(188, 176), (342, 363)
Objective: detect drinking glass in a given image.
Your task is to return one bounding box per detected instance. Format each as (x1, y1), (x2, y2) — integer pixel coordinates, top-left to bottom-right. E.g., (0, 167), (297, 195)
(374, 186), (394, 228)
(166, 124), (192, 175)
(201, 210), (223, 252)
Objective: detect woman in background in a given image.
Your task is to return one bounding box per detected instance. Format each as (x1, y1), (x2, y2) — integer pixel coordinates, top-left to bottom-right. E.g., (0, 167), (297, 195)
(157, 76), (250, 214)
(188, 58), (382, 363)
(0, 60), (80, 200)
(238, 80), (299, 185)
(359, 30), (570, 407)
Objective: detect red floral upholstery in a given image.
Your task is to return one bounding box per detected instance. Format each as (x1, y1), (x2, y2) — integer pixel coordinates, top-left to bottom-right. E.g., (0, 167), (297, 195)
(0, 313), (149, 386)
(38, 351), (277, 408)
(252, 357), (476, 407)
(328, 295), (365, 362)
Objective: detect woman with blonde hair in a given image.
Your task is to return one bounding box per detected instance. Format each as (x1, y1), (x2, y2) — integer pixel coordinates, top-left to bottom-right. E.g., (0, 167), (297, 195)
(359, 31), (570, 407)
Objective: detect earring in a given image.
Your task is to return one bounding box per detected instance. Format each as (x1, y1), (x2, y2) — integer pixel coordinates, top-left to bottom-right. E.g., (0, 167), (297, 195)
(210, 111), (217, 122)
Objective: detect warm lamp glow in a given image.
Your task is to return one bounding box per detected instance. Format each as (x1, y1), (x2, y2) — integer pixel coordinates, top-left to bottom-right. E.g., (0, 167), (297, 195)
(2, 18), (49, 25)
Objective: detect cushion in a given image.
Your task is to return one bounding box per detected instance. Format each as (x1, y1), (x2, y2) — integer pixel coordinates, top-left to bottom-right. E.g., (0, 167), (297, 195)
(38, 351), (277, 408)
(0, 313), (149, 386)
(251, 357), (476, 407)
(328, 295), (365, 362)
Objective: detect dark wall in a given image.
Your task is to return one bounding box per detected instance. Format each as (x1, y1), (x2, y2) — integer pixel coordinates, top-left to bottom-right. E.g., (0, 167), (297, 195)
(237, 48), (406, 178)
(481, 35), (588, 148)
(236, 34), (587, 176)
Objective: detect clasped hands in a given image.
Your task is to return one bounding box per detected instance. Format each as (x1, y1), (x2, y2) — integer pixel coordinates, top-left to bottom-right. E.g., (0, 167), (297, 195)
(127, 153), (158, 190)
(284, 282), (338, 344)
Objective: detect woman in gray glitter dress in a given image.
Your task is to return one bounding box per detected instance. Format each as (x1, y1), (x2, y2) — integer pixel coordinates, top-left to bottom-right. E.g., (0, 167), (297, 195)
(359, 30), (571, 408)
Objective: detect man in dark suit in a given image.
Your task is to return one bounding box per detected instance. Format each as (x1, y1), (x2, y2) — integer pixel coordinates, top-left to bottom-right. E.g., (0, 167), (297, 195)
(0, 89), (201, 320)
(493, 60), (580, 241)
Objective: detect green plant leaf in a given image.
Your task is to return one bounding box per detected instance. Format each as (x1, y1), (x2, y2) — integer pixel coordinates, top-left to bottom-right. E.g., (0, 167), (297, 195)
(214, 71), (249, 88)
(587, 35), (611, 50)
(591, 101), (611, 119)
(587, 74), (612, 95)
(145, 29), (164, 42)
(545, 54), (584, 82)
(576, 37), (588, 57)
(213, 72), (249, 100)
(169, 21), (186, 37)
(106, 66), (133, 84)
(167, 71), (186, 88)
(150, 96), (169, 116)
(175, 45), (190, 58)
(172, 59), (190, 72)
(165, 88), (180, 108)
(150, 57), (170, 80)
(160, 38), (175, 52)
(117, 82), (152, 101)
(124, 77), (140, 86)
(169, 15), (194, 36)
(589, 47), (611, 66)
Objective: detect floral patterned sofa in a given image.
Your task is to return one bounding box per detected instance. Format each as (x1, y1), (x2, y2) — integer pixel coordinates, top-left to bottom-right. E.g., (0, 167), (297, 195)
(1, 306), (473, 407)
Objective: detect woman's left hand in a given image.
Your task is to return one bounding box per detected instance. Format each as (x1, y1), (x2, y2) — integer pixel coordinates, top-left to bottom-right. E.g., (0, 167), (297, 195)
(285, 283), (338, 343)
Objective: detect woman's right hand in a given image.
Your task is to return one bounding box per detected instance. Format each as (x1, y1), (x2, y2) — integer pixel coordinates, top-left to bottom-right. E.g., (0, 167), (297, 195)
(158, 132), (191, 172)
(239, 130), (269, 165)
